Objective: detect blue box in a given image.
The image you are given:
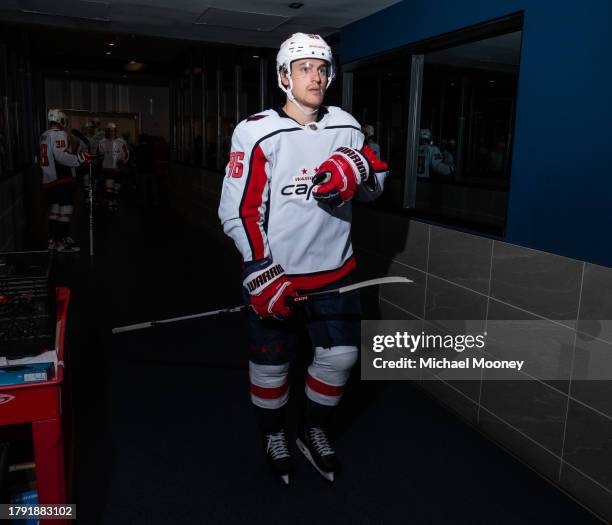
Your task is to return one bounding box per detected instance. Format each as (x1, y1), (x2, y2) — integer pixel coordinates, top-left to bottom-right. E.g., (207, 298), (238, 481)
(0, 363), (54, 386)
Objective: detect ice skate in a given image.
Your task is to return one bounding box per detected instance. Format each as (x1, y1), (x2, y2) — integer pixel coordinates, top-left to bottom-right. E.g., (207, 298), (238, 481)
(264, 429), (293, 485)
(296, 426), (337, 482)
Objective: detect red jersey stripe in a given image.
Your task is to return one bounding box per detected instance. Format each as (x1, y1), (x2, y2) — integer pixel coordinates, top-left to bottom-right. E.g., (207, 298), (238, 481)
(240, 145), (267, 260)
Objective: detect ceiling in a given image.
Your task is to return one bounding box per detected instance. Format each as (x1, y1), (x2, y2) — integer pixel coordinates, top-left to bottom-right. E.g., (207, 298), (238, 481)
(0, 0), (401, 48)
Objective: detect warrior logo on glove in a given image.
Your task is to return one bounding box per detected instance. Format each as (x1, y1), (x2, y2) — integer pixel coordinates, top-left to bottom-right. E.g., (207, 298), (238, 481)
(312, 146), (388, 208)
(242, 258), (297, 319)
(245, 263), (284, 293)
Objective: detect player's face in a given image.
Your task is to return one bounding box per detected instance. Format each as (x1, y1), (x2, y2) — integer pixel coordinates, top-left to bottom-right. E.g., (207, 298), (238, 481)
(288, 58), (328, 110)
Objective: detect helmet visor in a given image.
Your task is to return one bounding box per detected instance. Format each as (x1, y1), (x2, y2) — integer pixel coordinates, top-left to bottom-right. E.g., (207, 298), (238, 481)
(291, 61), (331, 80)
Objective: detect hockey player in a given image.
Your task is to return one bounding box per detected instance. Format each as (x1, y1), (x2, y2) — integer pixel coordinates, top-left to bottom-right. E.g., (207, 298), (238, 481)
(416, 129), (453, 179)
(81, 121), (99, 189)
(83, 120), (101, 156)
(92, 117), (104, 142)
(100, 122), (129, 211)
(218, 33), (389, 485)
(39, 109), (92, 252)
(417, 129), (453, 212)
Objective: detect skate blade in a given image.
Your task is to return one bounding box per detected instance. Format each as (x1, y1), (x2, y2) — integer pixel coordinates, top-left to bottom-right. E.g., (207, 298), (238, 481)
(296, 438), (335, 482)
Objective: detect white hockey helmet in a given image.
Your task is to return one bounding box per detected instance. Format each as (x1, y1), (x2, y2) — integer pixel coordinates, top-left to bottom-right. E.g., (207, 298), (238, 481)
(106, 122), (117, 130)
(276, 33), (335, 115)
(419, 129), (433, 142)
(363, 124), (375, 138)
(48, 109), (67, 127)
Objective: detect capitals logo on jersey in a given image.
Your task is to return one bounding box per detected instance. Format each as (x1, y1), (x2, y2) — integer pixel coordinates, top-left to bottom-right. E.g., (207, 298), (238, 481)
(281, 167), (319, 200)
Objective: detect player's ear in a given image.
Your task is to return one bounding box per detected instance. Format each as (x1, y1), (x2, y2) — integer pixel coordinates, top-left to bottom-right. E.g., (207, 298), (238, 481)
(280, 67), (290, 88)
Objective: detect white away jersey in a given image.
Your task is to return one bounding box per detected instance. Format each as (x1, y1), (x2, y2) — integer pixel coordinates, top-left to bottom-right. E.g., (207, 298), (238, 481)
(218, 106), (388, 291)
(100, 137), (129, 170)
(39, 128), (80, 186)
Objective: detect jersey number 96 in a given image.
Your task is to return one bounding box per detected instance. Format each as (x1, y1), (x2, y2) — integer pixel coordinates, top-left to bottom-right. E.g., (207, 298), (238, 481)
(228, 151), (245, 178)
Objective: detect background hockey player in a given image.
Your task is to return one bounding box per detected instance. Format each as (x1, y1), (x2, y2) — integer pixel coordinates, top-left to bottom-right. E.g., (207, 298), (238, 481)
(218, 33), (389, 485)
(39, 109), (92, 252)
(417, 128), (453, 180)
(92, 116), (105, 143)
(100, 122), (129, 211)
(417, 128), (453, 212)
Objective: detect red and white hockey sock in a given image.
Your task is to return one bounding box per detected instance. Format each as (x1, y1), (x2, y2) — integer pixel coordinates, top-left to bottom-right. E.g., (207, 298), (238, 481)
(249, 361), (290, 410)
(305, 345), (358, 406)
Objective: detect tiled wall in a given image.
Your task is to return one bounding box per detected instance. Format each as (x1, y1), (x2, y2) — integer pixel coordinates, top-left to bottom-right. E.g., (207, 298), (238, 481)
(352, 206), (612, 523)
(170, 163), (611, 522)
(0, 173), (26, 252)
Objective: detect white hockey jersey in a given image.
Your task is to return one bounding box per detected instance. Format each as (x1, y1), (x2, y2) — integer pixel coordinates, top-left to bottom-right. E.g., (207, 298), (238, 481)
(38, 128), (80, 186)
(218, 106), (388, 291)
(100, 137), (129, 170)
(417, 143), (452, 179)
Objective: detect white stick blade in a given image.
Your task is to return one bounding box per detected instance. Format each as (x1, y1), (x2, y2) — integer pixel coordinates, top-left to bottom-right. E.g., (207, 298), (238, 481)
(338, 276), (413, 294)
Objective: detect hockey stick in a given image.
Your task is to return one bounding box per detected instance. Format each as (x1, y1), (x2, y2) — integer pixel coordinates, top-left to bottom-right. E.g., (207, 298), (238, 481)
(71, 129), (96, 256)
(111, 276), (412, 334)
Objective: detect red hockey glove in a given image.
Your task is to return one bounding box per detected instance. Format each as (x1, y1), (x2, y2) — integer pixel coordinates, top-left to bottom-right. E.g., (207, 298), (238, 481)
(77, 151), (93, 165)
(312, 147), (370, 207)
(361, 144), (388, 172)
(242, 258), (296, 319)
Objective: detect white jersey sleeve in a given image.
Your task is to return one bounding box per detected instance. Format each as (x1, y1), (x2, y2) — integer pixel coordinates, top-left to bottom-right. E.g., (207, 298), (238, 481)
(429, 145), (451, 176)
(218, 122), (270, 262)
